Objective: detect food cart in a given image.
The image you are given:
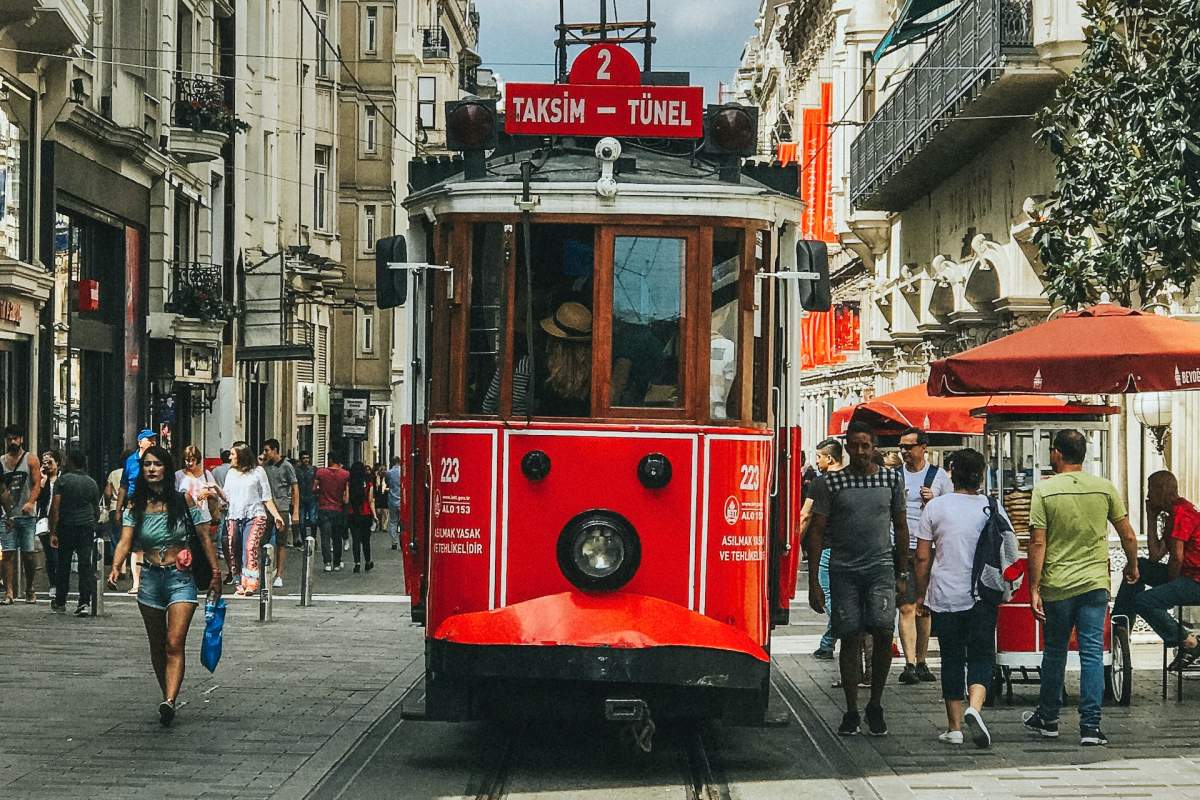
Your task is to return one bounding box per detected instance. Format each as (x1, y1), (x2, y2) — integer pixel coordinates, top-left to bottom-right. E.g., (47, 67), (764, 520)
(979, 402), (1131, 705)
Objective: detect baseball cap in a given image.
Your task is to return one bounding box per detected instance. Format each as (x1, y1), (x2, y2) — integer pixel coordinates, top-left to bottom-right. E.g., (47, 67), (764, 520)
(137, 429), (157, 442)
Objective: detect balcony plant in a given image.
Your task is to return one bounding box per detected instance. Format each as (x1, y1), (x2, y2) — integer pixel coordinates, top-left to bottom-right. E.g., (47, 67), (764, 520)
(174, 77), (250, 136)
(167, 280), (237, 323)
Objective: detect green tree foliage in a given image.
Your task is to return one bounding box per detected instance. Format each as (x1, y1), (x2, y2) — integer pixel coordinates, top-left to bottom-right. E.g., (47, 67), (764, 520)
(1033, 0), (1200, 308)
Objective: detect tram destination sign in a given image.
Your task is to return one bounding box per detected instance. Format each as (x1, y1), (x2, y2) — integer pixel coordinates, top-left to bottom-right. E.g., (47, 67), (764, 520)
(504, 43), (704, 139)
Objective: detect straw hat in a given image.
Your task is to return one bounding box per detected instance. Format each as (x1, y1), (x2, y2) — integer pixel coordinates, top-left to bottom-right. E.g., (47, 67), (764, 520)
(540, 302), (593, 341)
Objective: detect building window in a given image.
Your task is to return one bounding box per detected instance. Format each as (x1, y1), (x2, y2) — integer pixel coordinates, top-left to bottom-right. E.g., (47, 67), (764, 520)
(364, 106), (378, 153)
(418, 76), (436, 130)
(861, 52), (876, 122)
(313, 146), (329, 231)
(363, 204), (377, 252)
(360, 308), (375, 354)
(0, 77), (33, 263)
(263, 130), (276, 219)
(315, 0), (329, 78)
(365, 6), (378, 54)
(173, 194), (193, 265)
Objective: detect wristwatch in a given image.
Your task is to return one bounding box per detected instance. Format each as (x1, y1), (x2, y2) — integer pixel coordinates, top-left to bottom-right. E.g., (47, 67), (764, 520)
(897, 571), (910, 580)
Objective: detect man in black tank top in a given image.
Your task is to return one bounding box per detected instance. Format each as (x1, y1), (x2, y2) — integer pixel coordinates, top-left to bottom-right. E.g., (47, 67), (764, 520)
(1, 424), (44, 604)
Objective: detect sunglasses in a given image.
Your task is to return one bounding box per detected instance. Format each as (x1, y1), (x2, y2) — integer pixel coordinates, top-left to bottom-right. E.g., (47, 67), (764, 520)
(898, 443), (924, 450)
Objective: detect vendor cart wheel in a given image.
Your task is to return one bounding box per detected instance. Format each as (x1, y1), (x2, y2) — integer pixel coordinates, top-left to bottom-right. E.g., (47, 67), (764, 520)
(1106, 623), (1133, 706)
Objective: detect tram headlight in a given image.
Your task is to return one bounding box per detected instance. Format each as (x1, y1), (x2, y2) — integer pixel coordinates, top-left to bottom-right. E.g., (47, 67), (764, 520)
(556, 511), (641, 592)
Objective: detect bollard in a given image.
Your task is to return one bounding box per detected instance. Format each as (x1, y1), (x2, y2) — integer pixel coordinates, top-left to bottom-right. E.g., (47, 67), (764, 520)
(92, 535), (105, 617)
(300, 535), (316, 607)
(259, 543), (274, 622)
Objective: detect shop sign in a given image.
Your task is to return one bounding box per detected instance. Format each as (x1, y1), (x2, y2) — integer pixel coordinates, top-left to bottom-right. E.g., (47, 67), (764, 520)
(0, 298), (21, 325)
(175, 343), (216, 384)
(342, 392), (370, 438)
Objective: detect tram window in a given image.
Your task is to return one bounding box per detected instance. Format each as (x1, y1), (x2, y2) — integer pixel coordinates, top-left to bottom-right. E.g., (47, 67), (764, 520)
(467, 223), (509, 414)
(611, 236), (684, 409)
(500, 224), (595, 417)
(710, 229), (742, 420)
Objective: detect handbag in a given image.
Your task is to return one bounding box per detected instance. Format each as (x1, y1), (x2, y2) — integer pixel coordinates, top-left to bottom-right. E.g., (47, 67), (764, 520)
(200, 597), (227, 673)
(181, 504), (214, 590)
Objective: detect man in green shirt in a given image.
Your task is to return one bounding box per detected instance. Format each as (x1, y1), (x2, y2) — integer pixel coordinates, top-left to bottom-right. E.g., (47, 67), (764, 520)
(1023, 430), (1138, 747)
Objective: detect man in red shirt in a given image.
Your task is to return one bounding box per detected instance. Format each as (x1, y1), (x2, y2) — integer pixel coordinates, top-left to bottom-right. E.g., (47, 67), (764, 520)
(1133, 471), (1200, 666)
(314, 452), (350, 572)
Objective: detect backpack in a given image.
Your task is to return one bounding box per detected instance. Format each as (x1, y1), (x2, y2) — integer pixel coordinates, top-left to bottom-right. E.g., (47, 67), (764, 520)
(971, 495), (1024, 605)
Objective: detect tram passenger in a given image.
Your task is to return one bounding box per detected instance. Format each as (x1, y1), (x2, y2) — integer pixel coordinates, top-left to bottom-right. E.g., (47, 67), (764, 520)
(801, 438), (844, 661)
(483, 302), (594, 417)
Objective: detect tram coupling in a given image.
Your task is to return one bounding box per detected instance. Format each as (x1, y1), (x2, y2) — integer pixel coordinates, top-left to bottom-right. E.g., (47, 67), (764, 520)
(606, 698), (657, 753)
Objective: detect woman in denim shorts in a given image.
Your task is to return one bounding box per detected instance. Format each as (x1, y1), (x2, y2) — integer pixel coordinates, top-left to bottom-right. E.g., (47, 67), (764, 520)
(109, 445), (222, 726)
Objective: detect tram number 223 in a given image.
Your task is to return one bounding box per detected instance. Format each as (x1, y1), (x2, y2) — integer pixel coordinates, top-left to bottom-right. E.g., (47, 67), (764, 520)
(439, 458), (461, 484)
(739, 464), (761, 491)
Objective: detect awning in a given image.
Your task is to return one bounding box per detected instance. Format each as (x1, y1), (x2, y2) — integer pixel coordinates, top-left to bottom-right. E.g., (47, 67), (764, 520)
(872, 0), (960, 62)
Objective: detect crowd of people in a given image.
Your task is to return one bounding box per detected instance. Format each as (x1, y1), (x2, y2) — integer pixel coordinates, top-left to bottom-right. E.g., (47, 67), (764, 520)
(0, 422), (404, 724)
(803, 420), (1200, 750)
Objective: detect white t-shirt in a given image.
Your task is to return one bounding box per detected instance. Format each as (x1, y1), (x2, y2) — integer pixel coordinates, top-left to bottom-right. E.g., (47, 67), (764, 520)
(175, 469), (216, 524)
(222, 466), (273, 520)
(917, 492), (1011, 613)
(903, 463), (952, 547)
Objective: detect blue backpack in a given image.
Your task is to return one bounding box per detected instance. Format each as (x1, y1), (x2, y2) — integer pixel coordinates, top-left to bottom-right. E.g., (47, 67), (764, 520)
(971, 495), (1023, 605)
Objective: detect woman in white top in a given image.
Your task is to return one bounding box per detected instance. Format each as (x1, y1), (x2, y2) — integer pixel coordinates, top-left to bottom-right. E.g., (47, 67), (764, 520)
(221, 442), (284, 596)
(914, 448), (1008, 750)
(175, 445), (225, 546)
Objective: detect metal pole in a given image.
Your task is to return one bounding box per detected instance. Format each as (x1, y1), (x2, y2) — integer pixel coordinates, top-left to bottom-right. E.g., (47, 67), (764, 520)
(259, 542), (274, 622)
(300, 535), (315, 606)
(93, 534), (105, 617)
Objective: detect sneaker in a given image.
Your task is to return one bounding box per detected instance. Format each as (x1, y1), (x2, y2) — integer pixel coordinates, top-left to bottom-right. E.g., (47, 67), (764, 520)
(158, 699), (176, 727)
(272, 576), (283, 589)
(365, 561), (374, 572)
(50, 600), (66, 614)
(837, 710), (861, 736)
(938, 730), (964, 745)
(915, 662), (937, 682)
(323, 565), (332, 573)
(898, 664), (919, 685)
(864, 703), (888, 736)
(334, 563), (343, 571)
(223, 573), (236, 586)
(73, 602), (90, 617)
(1080, 727), (1108, 747)
(812, 647), (834, 661)
(1021, 709), (1060, 738)
(963, 707), (991, 749)
(1167, 644), (1200, 671)
(353, 564), (361, 574)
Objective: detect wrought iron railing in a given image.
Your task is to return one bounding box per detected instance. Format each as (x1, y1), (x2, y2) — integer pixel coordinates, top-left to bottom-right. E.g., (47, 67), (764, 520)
(173, 74), (244, 134)
(849, 0), (1033, 209)
(167, 261), (235, 322)
(420, 26), (450, 59)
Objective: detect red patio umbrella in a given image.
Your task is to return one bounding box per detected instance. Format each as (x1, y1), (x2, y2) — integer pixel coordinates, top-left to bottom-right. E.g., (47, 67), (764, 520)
(927, 304), (1200, 396)
(828, 384), (1078, 436)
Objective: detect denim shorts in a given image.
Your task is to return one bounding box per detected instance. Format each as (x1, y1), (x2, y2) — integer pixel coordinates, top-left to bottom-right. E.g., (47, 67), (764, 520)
(138, 563), (199, 611)
(829, 567), (897, 639)
(0, 516), (37, 552)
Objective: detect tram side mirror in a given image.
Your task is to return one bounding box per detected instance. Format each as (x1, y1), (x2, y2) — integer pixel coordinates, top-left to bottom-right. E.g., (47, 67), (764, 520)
(796, 240), (832, 312)
(375, 234), (408, 309)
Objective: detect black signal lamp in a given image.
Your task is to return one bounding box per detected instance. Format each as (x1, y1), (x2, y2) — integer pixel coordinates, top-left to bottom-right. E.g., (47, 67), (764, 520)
(521, 450), (551, 481)
(446, 98), (497, 179)
(637, 453), (672, 489)
(704, 104), (759, 157)
(797, 239), (832, 312)
(374, 234), (408, 309)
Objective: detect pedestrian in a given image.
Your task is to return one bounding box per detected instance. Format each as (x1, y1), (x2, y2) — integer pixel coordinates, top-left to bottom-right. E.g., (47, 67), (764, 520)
(1, 423), (44, 605)
(211, 449), (234, 582)
(806, 420), (909, 736)
(107, 445), (221, 725)
(103, 455), (128, 572)
(914, 448), (1004, 748)
(897, 427), (952, 685)
(221, 441), (285, 596)
(1112, 471), (1175, 634)
(175, 445), (223, 550)
(1118, 471), (1200, 666)
(48, 449), (101, 616)
(373, 462), (388, 533)
(346, 462), (377, 573)
(385, 456), (404, 551)
(34, 450), (64, 599)
(315, 452), (350, 572)
(261, 439), (299, 589)
(800, 438), (843, 660)
(295, 451), (318, 547)
(1023, 429), (1139, 747)
(115, 430), (158, 596)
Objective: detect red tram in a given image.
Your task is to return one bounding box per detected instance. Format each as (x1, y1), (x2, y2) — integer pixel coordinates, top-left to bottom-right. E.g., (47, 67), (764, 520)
(376, 24), (823, 726)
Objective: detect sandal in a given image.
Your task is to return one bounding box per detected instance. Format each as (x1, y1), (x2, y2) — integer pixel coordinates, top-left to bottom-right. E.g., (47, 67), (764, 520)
(1, 596), (13, 605)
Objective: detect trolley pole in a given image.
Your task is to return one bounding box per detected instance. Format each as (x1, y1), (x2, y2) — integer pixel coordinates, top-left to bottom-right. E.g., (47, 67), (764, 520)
(299, 535), (316, 607)
(259, 543), (274, 622)
(92, 535), (105, 617)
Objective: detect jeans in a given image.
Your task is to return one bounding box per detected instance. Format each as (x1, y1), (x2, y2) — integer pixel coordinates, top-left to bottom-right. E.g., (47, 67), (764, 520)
(350, 514), (373, 565)
(1038, 588), (1108, 730)
(386, 504), (402, 547)
(1134, 576), (1200, 646)
(818, 548), (834, 650)
(318, 509), (347, 566)
(1112, 557), (1170, 628)
(54, 525), (96, 606)
(300, 497), (318, 537)
(933, 603), (997, 700)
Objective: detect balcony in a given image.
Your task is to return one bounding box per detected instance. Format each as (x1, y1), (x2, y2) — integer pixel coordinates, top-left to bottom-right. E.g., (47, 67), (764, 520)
(420, 26), (451, 59)
(850, 0), (1058, 211)
(166, 262), (234, 324)
(0, 0), (89, 53)
(169, 75), (243, 163)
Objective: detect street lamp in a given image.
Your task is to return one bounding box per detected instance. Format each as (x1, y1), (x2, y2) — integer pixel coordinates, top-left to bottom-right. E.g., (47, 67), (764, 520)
(1131, 391), (1172, 455)
(152, 374), (175, 400)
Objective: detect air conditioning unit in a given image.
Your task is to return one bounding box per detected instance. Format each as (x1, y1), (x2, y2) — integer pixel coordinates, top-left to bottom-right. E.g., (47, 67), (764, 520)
(297, 382), (316, 414)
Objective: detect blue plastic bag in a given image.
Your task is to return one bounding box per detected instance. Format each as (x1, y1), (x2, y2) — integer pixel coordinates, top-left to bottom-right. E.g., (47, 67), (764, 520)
(200, 597), (227, 673)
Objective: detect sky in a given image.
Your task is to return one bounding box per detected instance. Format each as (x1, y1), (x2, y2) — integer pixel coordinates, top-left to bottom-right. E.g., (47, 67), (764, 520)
(471, 0), (760, 102)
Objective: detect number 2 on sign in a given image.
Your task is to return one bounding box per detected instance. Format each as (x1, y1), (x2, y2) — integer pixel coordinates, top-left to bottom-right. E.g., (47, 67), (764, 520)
(439, 457), (460, 484)
(739, 464), (760, 491)
(596, 48), (612, 80)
